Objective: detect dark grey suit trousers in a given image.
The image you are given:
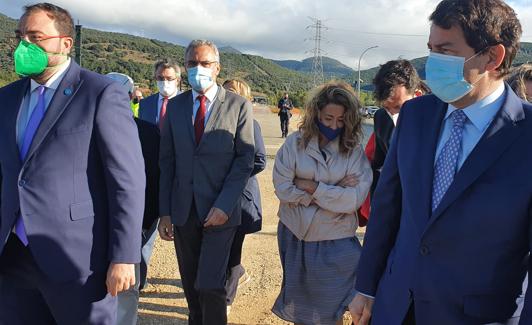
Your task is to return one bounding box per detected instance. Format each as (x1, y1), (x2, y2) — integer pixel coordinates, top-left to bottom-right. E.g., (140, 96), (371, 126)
(173, 202), (236, 325)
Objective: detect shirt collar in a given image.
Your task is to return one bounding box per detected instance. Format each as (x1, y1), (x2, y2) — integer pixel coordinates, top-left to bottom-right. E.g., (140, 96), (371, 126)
(385, 109), (399, 126)
(30, 58), (71, 93)
(446, 82), (505, 131)
(192, 84), (218, 103)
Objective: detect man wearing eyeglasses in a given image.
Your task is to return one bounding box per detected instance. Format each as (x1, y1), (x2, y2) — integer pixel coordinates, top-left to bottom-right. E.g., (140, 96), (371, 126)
(136, 59), (180, 297)
(0, 3), (144, 325)
(139, 59), (181, 129)
(158, 39), (255, 325)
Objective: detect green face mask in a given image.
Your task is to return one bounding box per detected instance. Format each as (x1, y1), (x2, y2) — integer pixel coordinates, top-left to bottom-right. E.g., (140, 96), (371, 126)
(14, 40), (50, 77)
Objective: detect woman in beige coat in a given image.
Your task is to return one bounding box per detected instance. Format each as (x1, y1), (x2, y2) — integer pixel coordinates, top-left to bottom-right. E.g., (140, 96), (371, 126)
(272, 81), (372, 325)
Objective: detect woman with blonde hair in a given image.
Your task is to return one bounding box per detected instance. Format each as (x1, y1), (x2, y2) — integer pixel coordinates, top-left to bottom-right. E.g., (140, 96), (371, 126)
(507, 63), (532, 102)
(272, 81), (372, 325)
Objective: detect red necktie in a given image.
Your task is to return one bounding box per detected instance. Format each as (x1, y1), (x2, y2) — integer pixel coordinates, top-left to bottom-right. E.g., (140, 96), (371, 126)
(194, 95), (207, 145)
(159, 96), (169, 129)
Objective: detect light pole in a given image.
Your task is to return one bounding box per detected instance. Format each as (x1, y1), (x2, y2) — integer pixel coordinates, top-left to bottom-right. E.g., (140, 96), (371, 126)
(357, 45), (378, 99)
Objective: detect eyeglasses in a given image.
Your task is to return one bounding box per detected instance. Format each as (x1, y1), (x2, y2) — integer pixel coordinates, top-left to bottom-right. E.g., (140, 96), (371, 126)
(155, 76), (179, 82)
(14, 31), (68, 44)
(185, 60), (218, 68)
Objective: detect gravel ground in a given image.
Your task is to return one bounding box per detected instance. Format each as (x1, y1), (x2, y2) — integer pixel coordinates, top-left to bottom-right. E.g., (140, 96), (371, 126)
(137, 106), (366, 324)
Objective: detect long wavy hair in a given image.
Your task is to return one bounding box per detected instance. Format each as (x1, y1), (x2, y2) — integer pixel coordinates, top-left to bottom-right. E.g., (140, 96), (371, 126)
(507, 64), (532, 102)
(299, 81), (363, 154)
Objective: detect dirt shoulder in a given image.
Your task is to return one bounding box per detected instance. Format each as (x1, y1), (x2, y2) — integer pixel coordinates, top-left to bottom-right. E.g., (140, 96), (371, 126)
(138, 105), (364, 324)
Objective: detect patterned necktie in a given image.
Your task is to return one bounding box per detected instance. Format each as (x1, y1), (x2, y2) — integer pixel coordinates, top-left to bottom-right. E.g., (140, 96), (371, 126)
(159, 96), (168, 130)
(16, 85), (47, 246)
(431, 109), (467, 212)
(194, 95), (206, 145)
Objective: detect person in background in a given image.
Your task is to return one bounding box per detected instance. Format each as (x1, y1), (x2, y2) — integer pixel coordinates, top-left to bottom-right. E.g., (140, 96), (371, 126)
(358, 60), (420, 226)
(139, 59), (181, 129)
(136, 58), (181, 292)
(131, 87), (144, 118)
(371, 59), (420, 195)
(272, 81), (372, 325)
(0, 3), (144, 324)
(158, 39), (255, 325)
(222, 79), (266, 315)
(278, 93), (293, 138)
(507, 63), (532, 102)
(106, 72), (138, 117)
(105, 74), (160, 325)
(352, 0), (531, 324)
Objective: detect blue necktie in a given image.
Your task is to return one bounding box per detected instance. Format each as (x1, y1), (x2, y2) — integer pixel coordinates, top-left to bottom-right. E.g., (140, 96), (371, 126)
(15, 85), (47, 245)
(431, 109), (467, 212)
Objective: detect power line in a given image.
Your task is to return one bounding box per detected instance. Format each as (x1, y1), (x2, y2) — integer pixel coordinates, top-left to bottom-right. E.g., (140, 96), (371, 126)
(329, 39), (428, 54)
(327, 26), (427, 37)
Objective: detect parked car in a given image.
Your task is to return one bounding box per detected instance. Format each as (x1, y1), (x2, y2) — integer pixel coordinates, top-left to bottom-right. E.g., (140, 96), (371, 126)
(365, 106), (380, 118)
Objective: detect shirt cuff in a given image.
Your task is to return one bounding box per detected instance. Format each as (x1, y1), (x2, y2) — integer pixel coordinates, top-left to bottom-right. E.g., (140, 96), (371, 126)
(357, 291), (375, 299)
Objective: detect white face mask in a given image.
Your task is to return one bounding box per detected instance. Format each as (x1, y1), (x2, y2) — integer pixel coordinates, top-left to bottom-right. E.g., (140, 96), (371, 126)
(157, 80), (178, 97)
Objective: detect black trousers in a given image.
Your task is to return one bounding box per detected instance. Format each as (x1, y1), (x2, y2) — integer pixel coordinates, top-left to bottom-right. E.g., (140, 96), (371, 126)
(280, 116), (289, 136)
(173, 205), (237, 325)
(228, 230), (246, 269)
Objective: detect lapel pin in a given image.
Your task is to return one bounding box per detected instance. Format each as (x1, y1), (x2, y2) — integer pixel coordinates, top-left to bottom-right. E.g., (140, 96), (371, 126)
(64, 88), (73, 96)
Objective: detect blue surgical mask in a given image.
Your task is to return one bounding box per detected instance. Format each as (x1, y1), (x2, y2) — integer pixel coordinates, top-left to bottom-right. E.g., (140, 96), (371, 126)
(425, 51), (483, 103)
(316, 119), (343, 141)
(187, 66), (214, 92)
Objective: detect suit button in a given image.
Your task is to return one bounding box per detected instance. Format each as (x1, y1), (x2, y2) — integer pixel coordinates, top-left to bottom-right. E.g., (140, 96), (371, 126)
(420, 245), (430, 256)
(18, 179), (26, 187)
(189, 180), (193, 185)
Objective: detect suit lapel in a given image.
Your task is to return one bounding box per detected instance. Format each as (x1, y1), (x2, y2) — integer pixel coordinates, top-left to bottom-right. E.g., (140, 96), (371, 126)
(150, 95), (159, 124)
(409, 97), (447, 227)
(7, 79), (31, 166)
(24, 62), (83, 164)
(180, 91), (195, 143)
(197, 86), (225, 149)
(425, 86), (526, 230)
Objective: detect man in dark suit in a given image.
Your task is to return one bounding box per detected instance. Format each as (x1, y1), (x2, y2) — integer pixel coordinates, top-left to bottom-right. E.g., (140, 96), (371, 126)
(0, 3), (145, 324)
(351, 1), (530, 324)
(137, 59), (181, 292)
(139, 59), (181, 128)
(106, 73), (161, 325)
(158, 40), (254, 325)
(116, 118), (160, 325)
(370, 60), (420, 195)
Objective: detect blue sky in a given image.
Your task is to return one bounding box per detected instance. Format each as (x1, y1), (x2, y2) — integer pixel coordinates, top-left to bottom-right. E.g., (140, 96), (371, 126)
(1, 0), (531, 70)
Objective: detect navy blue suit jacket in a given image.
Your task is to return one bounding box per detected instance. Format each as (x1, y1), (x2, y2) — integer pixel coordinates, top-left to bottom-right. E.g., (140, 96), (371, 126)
(239, 120), (266, 234)
(356, 86), (532, 324)
(138, 93), (159, 125)
(0, 62), (145, 283)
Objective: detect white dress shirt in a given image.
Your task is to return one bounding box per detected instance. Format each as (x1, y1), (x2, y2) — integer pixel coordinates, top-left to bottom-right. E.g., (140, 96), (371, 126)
(191, 84), (219, 126)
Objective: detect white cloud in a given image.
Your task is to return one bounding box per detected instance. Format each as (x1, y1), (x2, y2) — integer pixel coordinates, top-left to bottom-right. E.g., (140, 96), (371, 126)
(2, 0), (531, 69)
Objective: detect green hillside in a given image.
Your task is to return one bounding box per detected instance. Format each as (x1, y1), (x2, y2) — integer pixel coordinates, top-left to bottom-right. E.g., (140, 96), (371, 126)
(2, 10), (532, 105)
(0, 13), (311, 105)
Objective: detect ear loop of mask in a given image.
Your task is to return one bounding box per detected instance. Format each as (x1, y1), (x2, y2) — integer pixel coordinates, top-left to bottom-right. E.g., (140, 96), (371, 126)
(464, 48), (489, 87)
(44, 50), (70, 71)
